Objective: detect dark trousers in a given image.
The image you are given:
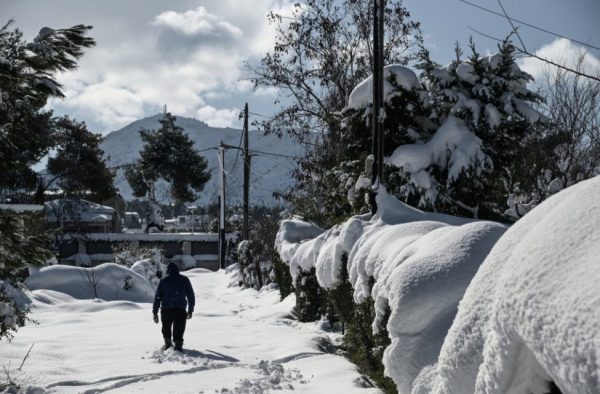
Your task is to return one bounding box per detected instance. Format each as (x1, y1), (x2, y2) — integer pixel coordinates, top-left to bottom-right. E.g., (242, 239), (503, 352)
(161, 308), (187, 344)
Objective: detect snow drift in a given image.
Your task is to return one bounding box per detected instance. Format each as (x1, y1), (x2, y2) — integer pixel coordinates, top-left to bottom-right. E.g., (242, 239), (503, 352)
(25, 263), (155, 303)
(413, 175), (600, 394)
(275, 188), (506, 392)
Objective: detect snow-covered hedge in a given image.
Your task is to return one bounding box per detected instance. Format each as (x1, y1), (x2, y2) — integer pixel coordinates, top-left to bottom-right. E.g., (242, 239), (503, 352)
(413, 175), (600, 394)
(275, 188), (506, 392)
(278, 175), (600, 393)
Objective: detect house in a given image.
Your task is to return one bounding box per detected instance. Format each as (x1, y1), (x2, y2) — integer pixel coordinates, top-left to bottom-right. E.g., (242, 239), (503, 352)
(45, 198), (121, 233)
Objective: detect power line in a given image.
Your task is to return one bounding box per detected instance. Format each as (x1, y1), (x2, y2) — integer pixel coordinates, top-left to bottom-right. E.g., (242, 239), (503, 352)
(248, 111), (274, 120)
(468, 26), (600, 83)
(458, 0), (600, 52)
(496, 0), (526, 52)
(228, 130), (244, 173)
(106, 146), (220, 171)
(247, 148), (303, 160)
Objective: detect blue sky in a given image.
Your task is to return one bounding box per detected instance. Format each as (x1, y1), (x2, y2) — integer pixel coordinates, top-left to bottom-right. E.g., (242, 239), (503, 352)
(3, 0), (599, 134)
(409, 0), (599, 61)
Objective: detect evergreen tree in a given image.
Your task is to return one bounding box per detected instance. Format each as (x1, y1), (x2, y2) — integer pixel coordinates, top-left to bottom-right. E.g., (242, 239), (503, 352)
(0, 210), (52, 339)
(0, 21), (94, 340)
(0, 21), (95, 175)
(47, 116), (116, 202)
(125, 112), (211, 204)
(384, 38), (544, 220)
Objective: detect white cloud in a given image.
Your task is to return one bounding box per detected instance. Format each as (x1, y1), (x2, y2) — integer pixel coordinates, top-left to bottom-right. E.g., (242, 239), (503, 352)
(518, 38), (600, 83)
(42, 1), (287, 134)
(196, 105), (241, 128)
(153, 6), (243, 40)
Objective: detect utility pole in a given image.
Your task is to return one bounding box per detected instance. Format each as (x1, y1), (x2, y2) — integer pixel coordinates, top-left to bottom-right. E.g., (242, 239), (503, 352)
(242, 103), (250, 241)
(377, 0), (385, 180)
(370, 0), (385, 215)
(218, 142), (226, 269)
(241, 104), (262, 287)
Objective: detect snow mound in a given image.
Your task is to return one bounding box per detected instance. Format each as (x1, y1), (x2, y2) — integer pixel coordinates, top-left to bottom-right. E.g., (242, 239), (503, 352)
(348, 64), (420, 110)
(413, 175), (600, 394)
(25, 263), (155, 303)
(276, 188), (506, 392)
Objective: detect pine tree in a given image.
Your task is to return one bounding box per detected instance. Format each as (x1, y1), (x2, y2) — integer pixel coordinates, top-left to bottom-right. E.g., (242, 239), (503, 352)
(388, 38), (545, 220)
(47, 116), (116, 202)
(0, 209), (52, 339)
(0, 21), (95, 175)
(125, 112), (211, 204)
(0, 21), (94, 340)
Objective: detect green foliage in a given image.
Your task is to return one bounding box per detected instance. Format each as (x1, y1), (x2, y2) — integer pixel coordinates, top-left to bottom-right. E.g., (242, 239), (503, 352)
(344, 298), (396, 393)
(293, 268), (326, 322)
(0, 210), (51, 340)
(326, 254), (354, 327)
(0, 289), (29, 341)
(0, 211), (51, 282)
(0, 21), (95, 174)
(325, 257), (396, 392)
(125, 112), (211, 204)
(271, 253), (293, 300)
(47, 116), (116, 201)
(0, 19), (93, 340)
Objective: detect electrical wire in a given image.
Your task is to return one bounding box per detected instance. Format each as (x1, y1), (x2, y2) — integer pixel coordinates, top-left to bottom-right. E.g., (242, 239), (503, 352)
(247, 148), (303, 160)
(228, 131), (244, 173)
(458, 0), (600, 52)
(468, 26), (600, 83)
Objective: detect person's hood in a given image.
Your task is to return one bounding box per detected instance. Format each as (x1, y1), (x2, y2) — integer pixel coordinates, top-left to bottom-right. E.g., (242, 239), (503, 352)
(166, 262), (180, 275)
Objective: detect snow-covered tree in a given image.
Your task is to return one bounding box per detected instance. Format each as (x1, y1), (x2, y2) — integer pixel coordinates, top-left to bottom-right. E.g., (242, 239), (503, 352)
(0, 21), (94, 340)
(387, 39), (545, 220)
(125, 112), (211, 205)
(47, 116), (116, 202)
(248, 0), (422, 227)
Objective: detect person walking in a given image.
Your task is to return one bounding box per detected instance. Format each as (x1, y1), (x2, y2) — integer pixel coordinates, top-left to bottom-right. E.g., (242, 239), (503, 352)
(152, 262), (195, 352)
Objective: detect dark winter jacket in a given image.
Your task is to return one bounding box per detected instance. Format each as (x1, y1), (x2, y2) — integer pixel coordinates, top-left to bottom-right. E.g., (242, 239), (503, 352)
(152, 263), (195, 314)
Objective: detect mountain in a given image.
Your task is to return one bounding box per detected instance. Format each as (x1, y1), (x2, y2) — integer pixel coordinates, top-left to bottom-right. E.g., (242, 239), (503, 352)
(100, 114), (303, 206)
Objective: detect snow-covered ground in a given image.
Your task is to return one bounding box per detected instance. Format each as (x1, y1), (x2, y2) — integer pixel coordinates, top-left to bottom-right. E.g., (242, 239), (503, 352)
(1, 267), (379, 393)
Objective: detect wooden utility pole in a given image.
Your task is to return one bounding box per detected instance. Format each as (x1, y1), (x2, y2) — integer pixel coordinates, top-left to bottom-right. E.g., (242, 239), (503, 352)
(370, 0), (385, 214)
(242, 103), (250, 241)
(241, 104), (262, 287)
(377, 0), (385, 180)
(218, 142), (226, 269)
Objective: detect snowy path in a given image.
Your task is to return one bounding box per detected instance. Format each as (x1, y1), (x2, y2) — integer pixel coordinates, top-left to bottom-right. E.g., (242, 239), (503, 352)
(0, 268), (380, 393)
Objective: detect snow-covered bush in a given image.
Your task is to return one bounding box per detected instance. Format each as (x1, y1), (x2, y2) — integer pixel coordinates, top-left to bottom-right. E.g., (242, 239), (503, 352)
(112, 244), (166, 289)
(236, 240), (272, 290)
(271, 253), (293, 300)
(25, 263), (154, 302)
(412, 175), (600, 394)
(235, 208), (284, 291)
(276, 189), (506, 393)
